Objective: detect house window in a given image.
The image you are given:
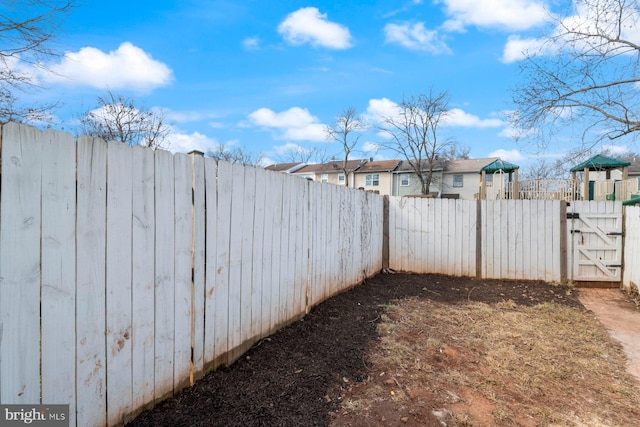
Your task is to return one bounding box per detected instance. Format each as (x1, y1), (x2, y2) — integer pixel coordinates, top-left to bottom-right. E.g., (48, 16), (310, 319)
(321, 174), (328, 183)
(365, 174), (379, 186)
(338, 174), (345, 185)
(453, 174), (463, 187)
(485, 174), (493, 187)
(400, 174), (410, 186)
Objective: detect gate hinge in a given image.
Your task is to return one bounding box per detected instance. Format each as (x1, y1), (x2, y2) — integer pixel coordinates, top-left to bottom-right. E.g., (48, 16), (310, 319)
(567, 213), (580, 219)
(570, 229), (581, 234)
(606, 264), (623, 268)
(606, 232), (624, 236)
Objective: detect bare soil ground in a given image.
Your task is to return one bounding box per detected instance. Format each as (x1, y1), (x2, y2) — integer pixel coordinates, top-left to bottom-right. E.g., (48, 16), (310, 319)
(128, 273), (640, 427)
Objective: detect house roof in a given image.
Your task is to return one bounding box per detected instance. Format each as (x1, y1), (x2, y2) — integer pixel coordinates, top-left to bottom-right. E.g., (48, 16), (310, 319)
(444, 158), (498, 173)
(570, 154), (631, 172)
(393, 159), (445, 173)
(265, 162), (305, 172)
(293, 159), (365, 175)
(355, 160), (401, 173)
(482, 158), (519, 173)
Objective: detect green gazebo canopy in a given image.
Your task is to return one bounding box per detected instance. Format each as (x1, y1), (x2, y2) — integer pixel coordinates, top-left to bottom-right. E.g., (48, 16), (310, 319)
(481, 159), (520, 174)
(570, 154), (631, 172)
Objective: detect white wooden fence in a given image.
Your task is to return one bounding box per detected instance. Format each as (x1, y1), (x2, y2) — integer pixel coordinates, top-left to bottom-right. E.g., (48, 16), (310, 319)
(0, 123), (383, 426)
(388, 198), (564, 282)
(623, 206), (640, 294)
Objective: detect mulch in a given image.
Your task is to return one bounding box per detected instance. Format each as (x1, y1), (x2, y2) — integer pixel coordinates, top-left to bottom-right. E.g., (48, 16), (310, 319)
(127, 273), (582, 427)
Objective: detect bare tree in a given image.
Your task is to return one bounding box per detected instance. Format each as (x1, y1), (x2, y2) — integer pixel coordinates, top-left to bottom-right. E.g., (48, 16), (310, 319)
(512, 0), (640, 150)
(207, 143), (264, 166)
(378, 90), (456, 194)
(277, 145), (327, 164)
(0, 1), (74, 123)
(325, 107), (367, 187)
(78, 91), (171, 149)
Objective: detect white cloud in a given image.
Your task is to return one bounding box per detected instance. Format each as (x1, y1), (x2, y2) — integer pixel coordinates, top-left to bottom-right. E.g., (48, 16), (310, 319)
(445, 108), (504, 127)
(164, 109), (222, 124)
(243, 37), (260, 50)
(278, 7), (353, 49)
(438, 0), (550, 31)
(384, 22), (451, 54)
(488, 148), (525, 162)
(248, 107), (327, 141)
(501, 35), (546, 63)
(363, 142), (380, 152)
(602, 144), (630, 155)
(42, 42), (173, 91)
(364, 98), (402, 124)
(166, 130), (222, 154)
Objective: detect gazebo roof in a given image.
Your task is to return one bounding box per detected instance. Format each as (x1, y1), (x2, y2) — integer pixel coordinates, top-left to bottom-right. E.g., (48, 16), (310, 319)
(570, 154), (631, 172)
(481, 158), (520, 174)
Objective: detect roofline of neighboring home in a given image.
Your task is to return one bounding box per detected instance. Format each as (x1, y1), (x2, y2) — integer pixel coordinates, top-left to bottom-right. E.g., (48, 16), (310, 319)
(354, 160), (402, 173)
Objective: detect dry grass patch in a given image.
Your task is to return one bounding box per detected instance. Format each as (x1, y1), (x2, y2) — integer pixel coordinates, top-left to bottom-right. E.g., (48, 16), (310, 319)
(334, 298), (640, 426)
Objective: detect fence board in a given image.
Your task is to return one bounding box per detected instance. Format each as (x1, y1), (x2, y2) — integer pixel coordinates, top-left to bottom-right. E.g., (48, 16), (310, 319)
(214, 161), (232, 364)
(240, 166), (256, 347)
(0, 123), (42, 404)
(227, 162), (245, 361)
(192, 153), (206, 378)
(105, 141), (134, 425)
(174, 153), (193, 391)
(268, 171), (284, 330)
(154, 149), (176, 401)
(40, 130), (76, 423)
(75, 135), (108, 427)
(131, 145), (156, 411)
(623, 206), (640, 292)
(252, 168), (267, 339)
(203, 158), (218, 367)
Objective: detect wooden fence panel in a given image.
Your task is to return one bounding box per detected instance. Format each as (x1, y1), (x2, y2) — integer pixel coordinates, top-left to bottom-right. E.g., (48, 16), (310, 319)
(131, 145), (156, 412)
(192, 153), (206, 379)
(251, 167), (267, 340)
(213, 160), (232, 365)
(40, 130), (76, 424)
(203, 158), (218, 367)
(227, 162), (245, 362)
(0, 123), (42, 404)
(0, 123), (387, 426)
(154, 149), (176, 401)
(75, 135), (108, 427)
(623, 206), (640, 292)
(105, 141), (134, 425)
(174, 153), (193, 391)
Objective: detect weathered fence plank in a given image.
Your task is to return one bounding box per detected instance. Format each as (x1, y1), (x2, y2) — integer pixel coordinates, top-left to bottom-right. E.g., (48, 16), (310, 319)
(174, 153), (193, 392)
(192, 153), (206, 380)
(154, 149), (176, 401)
(106, 141), (134, 425)
(76, 135), (108, 427)
(131, 145), (156, 412)
(623, 206), (640, 292)
(203, 157), (218, 368)
(40, 129), (76, 425)
(0, 123), (42, 404)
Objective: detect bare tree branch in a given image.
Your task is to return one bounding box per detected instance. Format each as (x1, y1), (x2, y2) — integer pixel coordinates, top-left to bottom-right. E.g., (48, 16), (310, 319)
(78, 91), (171, 149)
(378, 90), (457, 194)
(512, 0), (640, 149)
(325, 106), (367, 187)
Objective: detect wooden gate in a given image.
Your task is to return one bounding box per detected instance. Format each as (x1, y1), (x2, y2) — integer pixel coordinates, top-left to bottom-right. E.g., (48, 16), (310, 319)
(567, 201), (623, 285)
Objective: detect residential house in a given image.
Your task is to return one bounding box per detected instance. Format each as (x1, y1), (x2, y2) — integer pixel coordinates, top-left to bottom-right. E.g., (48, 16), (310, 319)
(264, 162), (306, 174)
(390, 160), (445, 197)
(292, 159), (365, 186)
(441, 158), (499, 200)
(352, 159), (401, 196)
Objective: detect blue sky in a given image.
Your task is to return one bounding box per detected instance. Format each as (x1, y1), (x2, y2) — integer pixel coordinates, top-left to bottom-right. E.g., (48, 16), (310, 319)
(21, 0), (638, 168)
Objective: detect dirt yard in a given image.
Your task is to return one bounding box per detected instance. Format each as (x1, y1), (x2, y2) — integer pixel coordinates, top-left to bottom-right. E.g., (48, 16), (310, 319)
(128, 273), (640, 427)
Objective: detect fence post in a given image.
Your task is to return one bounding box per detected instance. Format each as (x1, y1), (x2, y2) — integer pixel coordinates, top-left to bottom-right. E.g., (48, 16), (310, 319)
(476, 199), (482, 279)
(560, 201), (568, 283)
(382, 195), (389, 271)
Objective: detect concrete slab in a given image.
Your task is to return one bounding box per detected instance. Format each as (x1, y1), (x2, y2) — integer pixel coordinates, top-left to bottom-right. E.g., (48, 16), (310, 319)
(578, 288), (640, 384)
